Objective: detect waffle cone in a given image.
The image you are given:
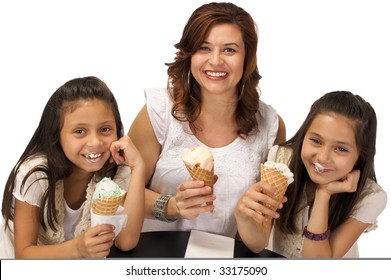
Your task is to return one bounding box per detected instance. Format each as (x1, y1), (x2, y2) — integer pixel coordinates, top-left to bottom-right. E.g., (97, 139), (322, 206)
(260, 163), (288, 210)
(259, 163), (289, 231)
(185, 164), (214, 206)
(92, 195), (124, 216)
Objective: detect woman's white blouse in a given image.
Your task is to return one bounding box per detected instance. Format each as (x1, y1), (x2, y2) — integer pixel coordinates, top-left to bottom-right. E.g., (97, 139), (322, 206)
(142, 88), (279, 237)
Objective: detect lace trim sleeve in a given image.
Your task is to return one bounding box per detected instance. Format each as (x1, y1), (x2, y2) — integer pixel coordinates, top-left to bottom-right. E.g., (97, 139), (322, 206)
(145, 88), (171, 145)
(351, 180), (387, 232)
(267, 145), (292, 165)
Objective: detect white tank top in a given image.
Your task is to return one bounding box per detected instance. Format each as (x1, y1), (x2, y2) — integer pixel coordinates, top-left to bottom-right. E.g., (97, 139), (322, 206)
(63, 201), (84, 240)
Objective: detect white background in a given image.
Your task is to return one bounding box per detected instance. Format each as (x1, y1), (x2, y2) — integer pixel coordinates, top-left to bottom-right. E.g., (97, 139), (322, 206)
(0, 0), (389, 259)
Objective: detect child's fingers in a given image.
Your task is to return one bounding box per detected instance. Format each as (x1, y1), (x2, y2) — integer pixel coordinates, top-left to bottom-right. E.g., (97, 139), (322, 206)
(110, 141), (126, 164)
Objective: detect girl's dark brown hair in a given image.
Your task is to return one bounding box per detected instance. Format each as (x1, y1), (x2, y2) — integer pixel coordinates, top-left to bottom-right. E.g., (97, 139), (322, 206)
(166, 2), (261, 136)
(2, 76), (124, 232)
(276, 91), (377, 233)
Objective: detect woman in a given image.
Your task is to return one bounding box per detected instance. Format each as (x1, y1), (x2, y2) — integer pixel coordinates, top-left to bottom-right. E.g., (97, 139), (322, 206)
(128, 2), (285, 237)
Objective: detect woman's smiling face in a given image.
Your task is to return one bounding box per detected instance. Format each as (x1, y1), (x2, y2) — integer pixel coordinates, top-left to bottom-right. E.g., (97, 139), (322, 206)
(190, 23), (245, 98)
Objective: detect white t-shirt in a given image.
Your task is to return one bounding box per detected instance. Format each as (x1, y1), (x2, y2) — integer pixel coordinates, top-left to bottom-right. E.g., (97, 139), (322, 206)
(142, 88), (279, 237)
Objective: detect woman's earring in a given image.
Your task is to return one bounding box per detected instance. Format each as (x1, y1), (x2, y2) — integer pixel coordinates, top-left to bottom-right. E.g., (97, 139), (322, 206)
(238, 84), (244, 100)
(187, 70), (191, 94)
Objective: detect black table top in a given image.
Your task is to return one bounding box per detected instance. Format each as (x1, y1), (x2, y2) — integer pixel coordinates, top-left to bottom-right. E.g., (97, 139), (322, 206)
(108, 231), (285, 258)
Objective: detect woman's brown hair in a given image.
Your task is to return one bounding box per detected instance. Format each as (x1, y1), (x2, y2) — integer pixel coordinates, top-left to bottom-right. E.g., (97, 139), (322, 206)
(166, 2), (261, 137)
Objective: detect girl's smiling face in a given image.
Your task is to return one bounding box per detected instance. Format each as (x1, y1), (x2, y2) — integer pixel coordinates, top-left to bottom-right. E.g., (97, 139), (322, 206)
(301, 113), (360, 185)
(59, 99), (117, 174)
(190, 23), (245, 99)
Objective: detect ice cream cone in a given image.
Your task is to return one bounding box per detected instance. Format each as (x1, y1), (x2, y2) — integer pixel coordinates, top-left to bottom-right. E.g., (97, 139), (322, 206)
(92, 194), (124, 216)
(182, 146), (215, 206)
(185, 164), (215, 206)
(260, 163), (289, 209)
(259, 163), (291, 231)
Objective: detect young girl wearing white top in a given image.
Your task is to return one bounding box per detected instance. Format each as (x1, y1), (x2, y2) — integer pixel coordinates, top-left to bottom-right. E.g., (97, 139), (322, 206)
(236, 91), (387, 257)
(1, 76), (145, 258)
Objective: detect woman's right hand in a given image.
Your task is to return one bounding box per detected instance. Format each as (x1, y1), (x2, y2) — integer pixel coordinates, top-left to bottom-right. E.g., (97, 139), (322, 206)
(75, 224), (115, 258)
(170, 180), (216, 220)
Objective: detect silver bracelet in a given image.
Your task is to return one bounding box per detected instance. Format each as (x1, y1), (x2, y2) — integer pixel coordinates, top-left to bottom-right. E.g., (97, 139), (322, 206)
(152, 194), (178, 222)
